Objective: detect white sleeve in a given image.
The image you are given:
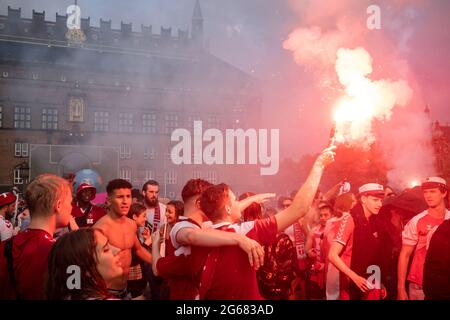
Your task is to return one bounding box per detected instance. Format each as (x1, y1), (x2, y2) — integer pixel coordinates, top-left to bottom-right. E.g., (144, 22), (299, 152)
(0, 220), (14, 241)
(159, 203), (167, 229)
(402, 217), (418, 246)
(229, 221), (255, 235)
(169, 220), (199, 249)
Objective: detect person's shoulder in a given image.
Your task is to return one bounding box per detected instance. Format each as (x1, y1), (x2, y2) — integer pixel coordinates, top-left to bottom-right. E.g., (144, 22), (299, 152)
(125, 217), (138, 230)
(407, 210), (429, 225)
(18, 230), (54, 254)
(93, 214), (110, 228)
(174, 218), (200, 230)
(93, 204), (107, 213)
(337, 213), (354, 233)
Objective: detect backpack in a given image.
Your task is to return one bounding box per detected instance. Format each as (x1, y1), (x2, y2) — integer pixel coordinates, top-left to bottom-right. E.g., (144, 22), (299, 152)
(256, 232), (297, 299)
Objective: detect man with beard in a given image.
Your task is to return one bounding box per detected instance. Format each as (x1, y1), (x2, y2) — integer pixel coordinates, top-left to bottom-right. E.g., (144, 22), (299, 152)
(142, 180), (166, 233)
(328, 183), (387, 300)
(71, 183), (106, 228)
(397, 177), (449, 300)
(0, 192), (17, 241)
(141, 180), (166, 299)
(94, 179), (152, 299)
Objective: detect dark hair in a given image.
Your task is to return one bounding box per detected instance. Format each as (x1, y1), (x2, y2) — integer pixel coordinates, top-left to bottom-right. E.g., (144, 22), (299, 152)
(277, 196), (293, 210)
(422, 185), (448, 195)
(128, 203), (146, 219)
(106, 179), (132, 196)
(45, 228), (110, 300)
(264, 206), (277, 217)
(318, 201), (334, 213)
(167, 200), (184, 218)
(142, 180), (159, 192)
(131, 188), (143, 202)
(181, 179), (213, 202)
(334, 192), (356, 217)
(239, 192), (262, 221)
(199, 183), (230, 221)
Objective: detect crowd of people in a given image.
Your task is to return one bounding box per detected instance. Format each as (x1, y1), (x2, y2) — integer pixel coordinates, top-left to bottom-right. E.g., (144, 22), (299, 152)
(1, 145), (450, 300)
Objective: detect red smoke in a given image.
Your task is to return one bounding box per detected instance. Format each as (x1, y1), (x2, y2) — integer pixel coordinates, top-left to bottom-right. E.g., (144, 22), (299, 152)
(283, 0), (437, 188)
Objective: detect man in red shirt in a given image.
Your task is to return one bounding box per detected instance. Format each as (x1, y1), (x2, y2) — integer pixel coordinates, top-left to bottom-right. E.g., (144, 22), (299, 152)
(153, 179), (267, 299)
(397, 176), (449, 300)
(71, 183), (106, 228)
(184, 146), (335, 299)
(0, 174), (73, 299)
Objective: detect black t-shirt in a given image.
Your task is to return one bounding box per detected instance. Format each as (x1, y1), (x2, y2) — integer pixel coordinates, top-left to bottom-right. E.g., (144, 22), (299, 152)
(349, 204), (383, 299)
(423, 219), (450, 300)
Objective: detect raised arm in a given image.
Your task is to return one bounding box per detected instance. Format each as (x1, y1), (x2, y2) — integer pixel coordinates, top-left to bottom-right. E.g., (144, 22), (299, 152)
(275, 146), (335, 232)
(323, 181), (345, 202)
(176, 227), (265, 269)
(239, 193), (276, 212)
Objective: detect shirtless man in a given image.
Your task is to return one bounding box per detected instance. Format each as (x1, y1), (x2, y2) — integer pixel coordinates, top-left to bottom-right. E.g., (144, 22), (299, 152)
(94, 179), (152, 298)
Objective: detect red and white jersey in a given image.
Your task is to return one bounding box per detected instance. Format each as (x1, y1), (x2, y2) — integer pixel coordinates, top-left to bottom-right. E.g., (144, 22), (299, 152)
(402, 209), (450, 286)
(331, 213), (355, 300)
(212, 217), (278, 245)
(191, 216), (278, 300)
(170, 216), (212, 256)
(332, 214), (354, 269)
(322, 212), (350, 261)
(71, 203), (106, 227)
(0, 215), (15, 241)
(321, 212), (350, 293)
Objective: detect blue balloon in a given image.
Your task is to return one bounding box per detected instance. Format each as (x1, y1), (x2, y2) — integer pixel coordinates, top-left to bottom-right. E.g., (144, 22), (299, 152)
(74, 169), (103, 192)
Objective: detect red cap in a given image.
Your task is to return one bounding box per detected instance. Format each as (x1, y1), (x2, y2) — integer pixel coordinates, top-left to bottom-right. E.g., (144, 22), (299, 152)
(76, 183), (96, 198)
(0, 192), (17, 208)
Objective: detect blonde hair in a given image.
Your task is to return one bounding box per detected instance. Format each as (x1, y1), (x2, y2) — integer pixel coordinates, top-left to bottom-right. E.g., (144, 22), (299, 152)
(25, 174), (71, 217)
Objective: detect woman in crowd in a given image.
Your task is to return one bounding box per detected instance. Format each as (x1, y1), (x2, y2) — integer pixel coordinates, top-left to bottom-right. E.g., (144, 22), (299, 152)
(45, 228), (123, 300)
(162, 201), (184, 237)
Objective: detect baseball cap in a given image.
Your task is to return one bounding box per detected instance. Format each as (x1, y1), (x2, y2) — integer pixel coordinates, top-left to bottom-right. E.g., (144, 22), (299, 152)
(76, 183), (97, 198)
(0, 192), (17, 208)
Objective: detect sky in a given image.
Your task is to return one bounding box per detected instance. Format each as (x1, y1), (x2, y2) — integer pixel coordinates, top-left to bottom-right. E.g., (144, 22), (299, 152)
(1, 0), (449, 164)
